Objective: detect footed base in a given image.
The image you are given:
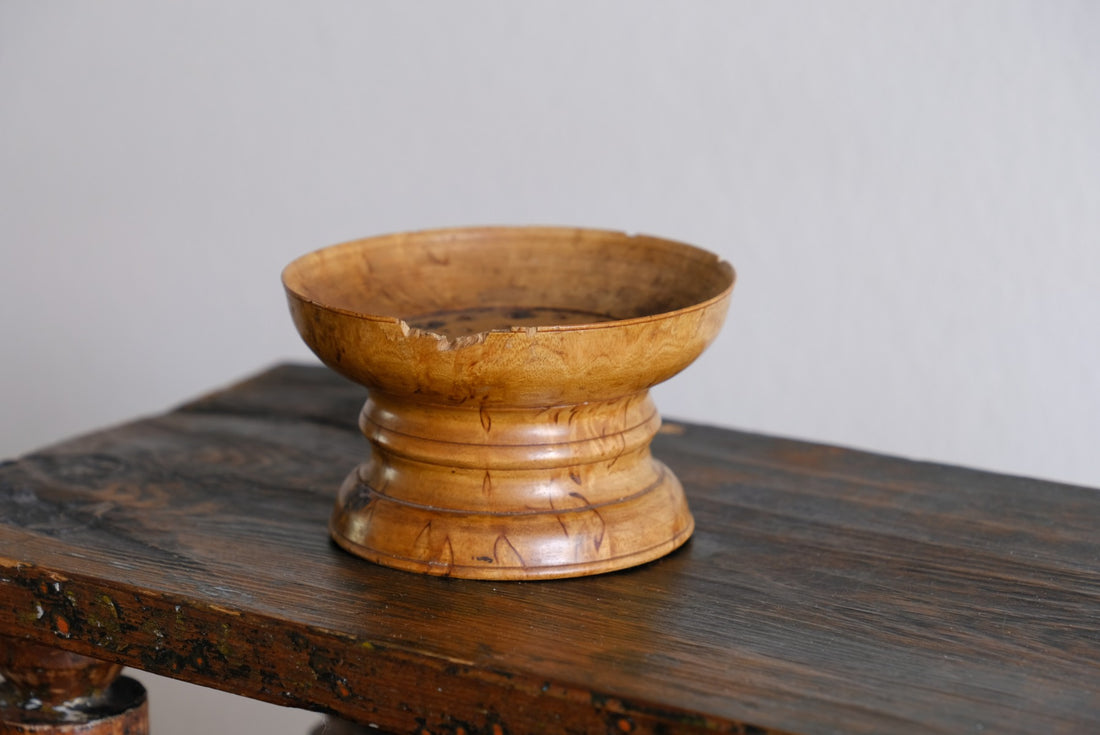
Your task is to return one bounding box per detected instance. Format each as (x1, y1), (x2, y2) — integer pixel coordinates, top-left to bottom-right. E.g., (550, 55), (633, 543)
(329, 391), (695, 580)
(331, 459), (694, 580)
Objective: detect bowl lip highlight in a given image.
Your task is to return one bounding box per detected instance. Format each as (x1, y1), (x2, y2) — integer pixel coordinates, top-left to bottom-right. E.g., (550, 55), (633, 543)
(282, 224), (736, 337)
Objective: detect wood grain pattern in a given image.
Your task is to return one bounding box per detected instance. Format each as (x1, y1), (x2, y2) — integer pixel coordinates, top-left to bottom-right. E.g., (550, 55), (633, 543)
(1, 364), (1098, 734)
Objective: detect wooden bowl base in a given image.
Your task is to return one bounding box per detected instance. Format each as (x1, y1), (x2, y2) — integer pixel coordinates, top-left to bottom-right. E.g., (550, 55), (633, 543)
(330, 391), (695, 580)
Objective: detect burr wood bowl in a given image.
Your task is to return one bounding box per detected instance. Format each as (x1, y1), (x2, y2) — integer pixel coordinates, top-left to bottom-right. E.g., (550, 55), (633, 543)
(283, 226), (735, 579)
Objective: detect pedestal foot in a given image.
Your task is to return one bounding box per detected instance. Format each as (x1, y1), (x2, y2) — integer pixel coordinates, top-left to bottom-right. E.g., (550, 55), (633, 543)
(330, 391), (694, 579)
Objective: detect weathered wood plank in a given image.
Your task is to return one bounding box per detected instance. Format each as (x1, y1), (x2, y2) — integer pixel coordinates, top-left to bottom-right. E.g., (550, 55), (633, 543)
(1, 364), (1097, 734)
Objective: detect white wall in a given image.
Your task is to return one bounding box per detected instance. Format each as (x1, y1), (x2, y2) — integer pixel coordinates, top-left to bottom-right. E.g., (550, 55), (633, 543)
(2, 2), (1097, 732)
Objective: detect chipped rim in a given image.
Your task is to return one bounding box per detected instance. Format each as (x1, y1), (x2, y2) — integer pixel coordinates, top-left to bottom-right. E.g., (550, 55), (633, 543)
(282, 225), (736, 342)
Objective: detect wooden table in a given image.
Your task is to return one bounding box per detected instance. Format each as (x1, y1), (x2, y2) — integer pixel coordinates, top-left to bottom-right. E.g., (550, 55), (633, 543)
(1, 364), (1097, 734)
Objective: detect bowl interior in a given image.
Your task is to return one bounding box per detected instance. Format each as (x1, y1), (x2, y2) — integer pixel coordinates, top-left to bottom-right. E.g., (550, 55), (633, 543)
(283, 227), (734, 339)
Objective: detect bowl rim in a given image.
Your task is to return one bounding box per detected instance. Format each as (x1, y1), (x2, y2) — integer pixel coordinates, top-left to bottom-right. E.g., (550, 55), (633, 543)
(282, 225), (736, 336)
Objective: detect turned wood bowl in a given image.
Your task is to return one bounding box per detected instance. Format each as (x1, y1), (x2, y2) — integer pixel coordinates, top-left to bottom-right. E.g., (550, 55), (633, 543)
(283, 226), (735, 580)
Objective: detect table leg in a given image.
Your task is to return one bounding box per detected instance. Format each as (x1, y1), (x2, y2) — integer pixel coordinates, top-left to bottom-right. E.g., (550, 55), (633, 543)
(0, 636), (147, 734)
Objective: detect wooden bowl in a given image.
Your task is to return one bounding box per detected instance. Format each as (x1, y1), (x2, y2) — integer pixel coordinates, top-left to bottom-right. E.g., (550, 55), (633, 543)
(283, 226), (735, 579)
